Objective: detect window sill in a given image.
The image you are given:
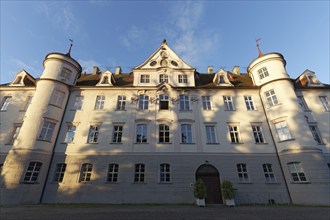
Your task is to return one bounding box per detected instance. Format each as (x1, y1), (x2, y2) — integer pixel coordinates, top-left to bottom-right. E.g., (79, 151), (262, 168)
(180, 143), (195, 144)
(158, 182), (173, 185)
(202, 109), (213, 111)
(93, 109), (105, 111)
(206, 143), (220, 145)
(157, 142), (172, 144)
(267, 103), (282, 109)
(49, 104), (62, 109)
(37, 139), (52, 143)
(230, 142), (244, 144)
(237, 182), (252, 184)
(255, 142), (268, 145)
(134, 142), (149, 144)
(115, 109), (126, 111)
(290, 181), (310, 184)
(158, 109), (170, 111)
(179, 110), (192, 112)
(21, 181), (40, 184)
(265, 182), (280, 185)
(132, 182), (147, 184)
(224, 109), (236, 111)
(70, 109), (83, 111)
(278, 138), (295, 143)
(110, 142), (123, 144)
(105, 182), (119, 184)
(86, 142), (98, 144)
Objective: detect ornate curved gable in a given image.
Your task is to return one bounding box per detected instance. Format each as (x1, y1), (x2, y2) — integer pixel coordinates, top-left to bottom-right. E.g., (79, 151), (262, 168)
(133, 40), (196, 87)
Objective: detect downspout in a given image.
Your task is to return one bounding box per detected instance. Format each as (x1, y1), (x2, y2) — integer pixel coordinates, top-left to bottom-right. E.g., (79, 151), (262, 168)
(39, 84), (72, 204)
(258, 91), (293, 204)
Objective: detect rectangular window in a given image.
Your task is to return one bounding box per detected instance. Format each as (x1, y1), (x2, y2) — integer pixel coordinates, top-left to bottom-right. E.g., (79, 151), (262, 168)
(244, 96), (255, 110)
(159, 74), (168, 83)
(64, 125), (76, 143)
(23, 162), (42, 183)
(178, 75), (188, 83)
(288, 162), (307, 182)
(252, 125), (265, 143)
(275, 121), (292, 141)
(60, 67), (72, 81)
(72, 96), (84, 110)
(263, 164), (276, 183)
(94, 95), (105, 110)
(258, 67), (269, 79)
(309, 125), (323, 144)
(319, 96), (330, 111)
(140, 75), (150, 83)
(22, 96), (33, 111)
(297, 96), (309, 111)
(159, 95), (169, 110)
(53, 163), (66, 183)
(265, 89), (278, 107)
(159, 124), (170, 143)
(134, 163), (145, 183)
(88, 126), (100, 143)
(223, 96), (235, 110)
(112, 125), (123, 143)
(205, 125), (217, 143)
(50, 90), (65, 107)
(160, 163), (170, 183)
(79, 163), (93, 182)
(138, 95), (149, 110)
(7, 125), (21, 144)
(228, 125), (241, 143)
(202, 96), (212, 110)
(136, 124), (148, 143)
(237, 163), (249, 182)
(181, 124), (192, 143)
(1, 96), (12, 111)
(107, 163), (119, 183)
(39, 121), (56, 141)
(116, 96), (126, 110)
(179, 95), (190, 110)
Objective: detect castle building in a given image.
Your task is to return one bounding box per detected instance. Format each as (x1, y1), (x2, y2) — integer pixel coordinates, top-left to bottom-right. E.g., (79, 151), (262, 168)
(0, 40), (329, 205)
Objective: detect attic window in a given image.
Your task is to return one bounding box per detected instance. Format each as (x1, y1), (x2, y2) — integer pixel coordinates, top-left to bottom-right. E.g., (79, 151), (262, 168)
(100, 76), (109, 84)
(307, 75), (319, 84)
(13, 76), (23, 84)
(219, 76), (225, 83)
(171, 61), (178, 67)
(150, 61), (157, 66)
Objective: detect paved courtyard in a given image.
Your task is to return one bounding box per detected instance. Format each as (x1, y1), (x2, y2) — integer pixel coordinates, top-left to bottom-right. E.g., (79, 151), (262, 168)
(1, 204), (329, 220)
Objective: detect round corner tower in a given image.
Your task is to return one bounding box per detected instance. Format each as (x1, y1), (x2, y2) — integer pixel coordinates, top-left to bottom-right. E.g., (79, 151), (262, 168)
(0, 51), (81, 205)
(247, 52), (330, 205)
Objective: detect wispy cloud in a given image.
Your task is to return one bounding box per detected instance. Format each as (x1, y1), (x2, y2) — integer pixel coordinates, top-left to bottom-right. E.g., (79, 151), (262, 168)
(78, 59), (102, 73)
(8, 59), (42, 75)
(119, 26), (147, 48)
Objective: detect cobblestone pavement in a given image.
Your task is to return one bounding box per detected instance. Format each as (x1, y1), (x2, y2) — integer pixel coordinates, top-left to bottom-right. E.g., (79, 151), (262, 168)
(1, 204), (329, 220)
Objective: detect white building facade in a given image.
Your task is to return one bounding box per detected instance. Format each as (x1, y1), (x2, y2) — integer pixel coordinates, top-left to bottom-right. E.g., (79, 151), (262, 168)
(1, 40), (329, 205)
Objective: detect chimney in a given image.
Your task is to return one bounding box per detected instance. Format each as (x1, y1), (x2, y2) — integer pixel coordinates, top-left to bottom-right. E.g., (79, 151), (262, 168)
(93, 66), (100, 75)
(115, 66), (122, 75)
(207, 66), (213, 74)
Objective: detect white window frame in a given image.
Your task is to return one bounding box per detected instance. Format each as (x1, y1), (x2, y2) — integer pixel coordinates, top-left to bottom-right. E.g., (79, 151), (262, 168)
(205, 125), (217, 144)
(223, 96), (235, 110)
(94, 95), (105, 110)
(50, 90), (65, 107)
(138, 95), (149, 110)
(159, 74), (168, 83)
(53, 163), (66, 183)
(179, 95), (190, 110)
(244, 96), (255, 110)
(237, 163), (249, 182)
(202, 96), (212, 110)
(64, 125), (76, 143)
(309, 125), (323, 144)
(140, 75), (150, 83)
(112, 125), (123, 143)
(178, 75), (188, 83)
(23, 161), (42, 183)
(274, 121), (292, 141)
(265, 89), (278, 107)
(263, 163), (276, 183)
(60, 67), (72, 81)
(116, 96), (126, 110)
(159, 124), (170, 143)
(72, 96), (83, 110)
(258, 67), (269, 79)
(1, 96), (12, 111)
(287, 162), (307, 183)
(181, 124), (193, 143)
(319, 96), (330, 111)
(39, 121), (56, 141)
(7, 124), (21, 144)
(252, 124), (265, 143)
(134, 163), (145, 183)
(160, 163), (170, 183)
(88, 125), (100, 143)
(228, 125), (241, 143)
(107, 163), (119, 183)
(136, 124), (148, 143)
(79, 163), (93, 182)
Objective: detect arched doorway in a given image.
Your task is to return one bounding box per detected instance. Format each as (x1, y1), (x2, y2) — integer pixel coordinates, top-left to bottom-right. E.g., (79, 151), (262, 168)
(195, 163), (223, 204)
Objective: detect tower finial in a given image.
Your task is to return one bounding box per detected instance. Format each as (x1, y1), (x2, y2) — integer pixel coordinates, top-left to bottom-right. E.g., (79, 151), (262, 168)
(67, 39), (73, 56)
(256, 38), (263, 57)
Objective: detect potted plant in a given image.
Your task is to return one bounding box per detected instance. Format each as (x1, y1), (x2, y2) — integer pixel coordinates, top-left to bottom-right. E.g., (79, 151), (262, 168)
(221, 180), (235, 207)
(193, 179), (207, 207)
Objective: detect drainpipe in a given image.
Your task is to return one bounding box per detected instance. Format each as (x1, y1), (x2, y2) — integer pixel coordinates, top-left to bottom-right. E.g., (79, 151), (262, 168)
(258, 91), (293, 204)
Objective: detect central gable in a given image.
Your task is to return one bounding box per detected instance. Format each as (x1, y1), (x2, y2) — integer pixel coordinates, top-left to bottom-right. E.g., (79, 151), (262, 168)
(133, 40), (196, 87)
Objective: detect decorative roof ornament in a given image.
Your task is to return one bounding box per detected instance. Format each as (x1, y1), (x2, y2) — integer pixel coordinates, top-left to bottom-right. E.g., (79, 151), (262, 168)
(66, 39), (73, 57)
(256, 38), (263, 57)
(162, 39), (167, 45)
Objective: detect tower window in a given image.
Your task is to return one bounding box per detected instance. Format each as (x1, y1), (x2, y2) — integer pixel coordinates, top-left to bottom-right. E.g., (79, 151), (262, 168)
(258, 67), (269, 79)
(39, 121), (56, 141)
(274, 121), (292, 141)
(50, 90), (65, 107)
(265, 89), (278, 107)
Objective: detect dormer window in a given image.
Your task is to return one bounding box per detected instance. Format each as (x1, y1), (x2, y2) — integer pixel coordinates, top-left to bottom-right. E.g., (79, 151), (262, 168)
(100, 76), (109, 84)
(219, 76), (225, 83)
(159, 74), (168, 83)
(13, 76), (23, 84)
(258, 67), (269, 79)
(178, 75), (188, 83)
(307, 75), (321, 85)
(140, 75), (150, 83)
(213, 69), (233, 86)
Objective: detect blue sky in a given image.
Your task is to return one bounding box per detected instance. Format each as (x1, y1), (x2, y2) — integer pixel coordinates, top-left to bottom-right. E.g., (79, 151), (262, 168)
(1, 1), (329, 84)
